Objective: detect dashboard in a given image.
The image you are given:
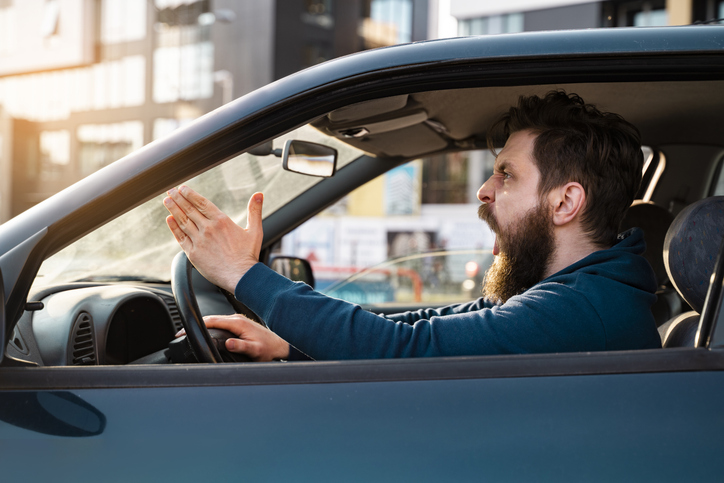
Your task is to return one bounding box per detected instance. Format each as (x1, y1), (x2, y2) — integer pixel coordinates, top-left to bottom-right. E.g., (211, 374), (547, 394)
(6, 272), (237, 367)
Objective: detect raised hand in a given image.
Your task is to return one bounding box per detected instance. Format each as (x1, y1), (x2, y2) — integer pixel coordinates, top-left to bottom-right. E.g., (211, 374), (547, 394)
(164, 185), (263, 293)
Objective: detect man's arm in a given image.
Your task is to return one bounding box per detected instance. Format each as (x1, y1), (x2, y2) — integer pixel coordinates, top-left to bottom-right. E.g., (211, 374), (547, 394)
(234, 262), (607, 360)
(383, 298), (498, 324)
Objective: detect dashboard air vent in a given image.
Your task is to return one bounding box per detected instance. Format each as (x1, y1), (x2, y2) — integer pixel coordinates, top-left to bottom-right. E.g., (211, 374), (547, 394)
(161, 293), (184, 332)
(71, 312), (96, 365)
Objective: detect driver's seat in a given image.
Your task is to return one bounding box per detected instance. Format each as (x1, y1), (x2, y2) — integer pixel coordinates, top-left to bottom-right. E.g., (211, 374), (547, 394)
(659, 196), (724, 347)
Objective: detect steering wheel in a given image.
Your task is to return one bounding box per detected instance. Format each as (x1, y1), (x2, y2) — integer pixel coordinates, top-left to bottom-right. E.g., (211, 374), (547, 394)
(171, 251), (224, 363)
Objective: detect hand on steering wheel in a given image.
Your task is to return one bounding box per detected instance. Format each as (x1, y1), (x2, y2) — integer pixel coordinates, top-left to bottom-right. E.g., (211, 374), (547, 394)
(170, 251), (290, 362)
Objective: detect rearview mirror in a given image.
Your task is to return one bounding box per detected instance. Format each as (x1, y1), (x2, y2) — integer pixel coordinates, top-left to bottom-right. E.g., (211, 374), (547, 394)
(282, 140), (337, 178)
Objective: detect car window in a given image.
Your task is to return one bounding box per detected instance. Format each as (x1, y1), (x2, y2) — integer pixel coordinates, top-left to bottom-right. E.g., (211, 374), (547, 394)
(278, 158), (495, 307)
(323, 249), (494, 307)
(33, 124), (365, 288)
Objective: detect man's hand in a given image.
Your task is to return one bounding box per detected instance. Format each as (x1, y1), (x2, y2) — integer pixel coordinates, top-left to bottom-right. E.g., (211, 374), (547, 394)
(164, 186), (263, 293)
(200, 314), (290, 361)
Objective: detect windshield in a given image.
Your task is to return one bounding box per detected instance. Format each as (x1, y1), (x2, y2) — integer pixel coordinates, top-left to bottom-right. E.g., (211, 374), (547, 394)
(34, 125), (364, 288)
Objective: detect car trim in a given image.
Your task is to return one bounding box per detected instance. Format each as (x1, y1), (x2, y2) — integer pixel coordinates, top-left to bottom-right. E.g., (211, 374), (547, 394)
(0, 348), (722, 390)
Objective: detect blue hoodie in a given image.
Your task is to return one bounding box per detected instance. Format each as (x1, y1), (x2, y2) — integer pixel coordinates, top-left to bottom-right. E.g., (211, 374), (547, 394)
(235, 228), (662, 360)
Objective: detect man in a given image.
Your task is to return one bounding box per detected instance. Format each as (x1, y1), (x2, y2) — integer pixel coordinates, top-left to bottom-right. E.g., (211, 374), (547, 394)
(163, 91), (662, 361)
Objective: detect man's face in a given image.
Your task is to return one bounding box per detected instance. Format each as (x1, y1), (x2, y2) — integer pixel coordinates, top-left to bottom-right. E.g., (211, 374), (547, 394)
(476, 129), (556, 303)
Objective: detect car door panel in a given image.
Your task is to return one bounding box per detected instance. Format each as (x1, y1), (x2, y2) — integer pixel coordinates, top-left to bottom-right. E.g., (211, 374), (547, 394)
(0, 369), (722, 481)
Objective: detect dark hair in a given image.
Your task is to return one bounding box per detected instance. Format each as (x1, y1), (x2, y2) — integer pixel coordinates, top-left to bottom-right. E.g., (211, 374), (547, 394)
(487, 90), (643, 247)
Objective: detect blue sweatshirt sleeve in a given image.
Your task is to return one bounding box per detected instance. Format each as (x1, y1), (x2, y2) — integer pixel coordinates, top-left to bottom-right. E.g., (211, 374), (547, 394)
(235, 263), (608, 360)
(384, 298), (498, 323)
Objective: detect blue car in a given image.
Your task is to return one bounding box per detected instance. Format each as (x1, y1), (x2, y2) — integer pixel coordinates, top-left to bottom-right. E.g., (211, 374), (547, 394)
(1, 26), (724, 481)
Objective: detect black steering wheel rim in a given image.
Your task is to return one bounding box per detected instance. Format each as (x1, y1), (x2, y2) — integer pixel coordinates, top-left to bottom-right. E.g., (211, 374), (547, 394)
(171, 251), (223, 363)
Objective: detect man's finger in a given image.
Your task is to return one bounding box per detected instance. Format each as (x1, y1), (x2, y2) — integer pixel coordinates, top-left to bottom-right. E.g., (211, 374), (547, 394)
(246, 193), (263, 230)
(246, 192), (264, 255)
(167, 187), (211, 227)
(164, 196), (199, 236)
(178, 185), (221, 219)
(165, 215), (193, 251)
(226, 338), (252, 355)
(204, 314), (252, 334)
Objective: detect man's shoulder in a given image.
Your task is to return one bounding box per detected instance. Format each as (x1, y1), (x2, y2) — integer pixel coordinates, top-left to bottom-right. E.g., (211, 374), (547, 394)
(546, 230), (656, 293)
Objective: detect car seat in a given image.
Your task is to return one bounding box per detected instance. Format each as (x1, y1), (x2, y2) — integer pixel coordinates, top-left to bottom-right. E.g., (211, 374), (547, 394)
(658, 196), (724, 347)
(620, 200), (680, 326)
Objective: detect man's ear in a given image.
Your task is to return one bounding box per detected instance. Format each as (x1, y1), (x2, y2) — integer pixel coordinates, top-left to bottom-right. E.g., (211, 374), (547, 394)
(549, 182), (586, 226)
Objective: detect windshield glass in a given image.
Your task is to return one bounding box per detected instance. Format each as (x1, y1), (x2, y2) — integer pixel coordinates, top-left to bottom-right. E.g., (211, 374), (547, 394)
(34, 125), (364, 288)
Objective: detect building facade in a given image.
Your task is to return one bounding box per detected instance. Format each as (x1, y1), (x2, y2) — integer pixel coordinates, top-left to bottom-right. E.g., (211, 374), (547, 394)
(0, 0), (429, 222)
(451, 0), (724, 36)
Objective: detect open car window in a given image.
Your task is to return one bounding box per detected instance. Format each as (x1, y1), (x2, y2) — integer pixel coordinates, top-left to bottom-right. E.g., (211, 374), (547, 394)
(277, 157), (496, 308)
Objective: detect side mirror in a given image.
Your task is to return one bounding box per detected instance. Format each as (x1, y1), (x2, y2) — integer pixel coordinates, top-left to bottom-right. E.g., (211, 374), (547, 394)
(0, 391), (106, 437)
(247, 141), (281, 157)
(269, 256), (315, 289)
(282, 140), (337, 178)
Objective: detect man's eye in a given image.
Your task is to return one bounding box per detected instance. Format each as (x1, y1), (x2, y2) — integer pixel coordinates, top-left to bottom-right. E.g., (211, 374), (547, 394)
(503, 172), (511, 179)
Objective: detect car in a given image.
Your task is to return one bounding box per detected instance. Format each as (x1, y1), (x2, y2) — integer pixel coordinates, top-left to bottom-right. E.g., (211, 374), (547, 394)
(1, 25), (724, 481)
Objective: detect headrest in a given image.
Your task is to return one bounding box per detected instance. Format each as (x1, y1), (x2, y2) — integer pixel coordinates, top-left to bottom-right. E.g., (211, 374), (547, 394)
(620, 201), (674, 285)
(664, 196), (724, 313)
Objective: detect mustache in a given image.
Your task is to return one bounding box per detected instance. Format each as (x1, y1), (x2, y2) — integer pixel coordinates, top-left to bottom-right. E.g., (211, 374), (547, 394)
(478, 203), (500, 233)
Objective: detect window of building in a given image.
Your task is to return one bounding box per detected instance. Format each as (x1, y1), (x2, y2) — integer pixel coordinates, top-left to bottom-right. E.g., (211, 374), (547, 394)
(40, 0), (60, 38)
(39, 130), (70, 177)
(422, 150), (495, 204)
(692, 0), (724, 22)
(302, 0), (334, 28)
(0, 4), (17, 56)
(362, 0), (413, 48)
(0, 56), (144, 122)
(153, 0), (214, 104)
(153, 42), (214, 103)
(632, 7), (668, 26)
(422, 153), (469, 204)
(458, 13), (524, 36)
(156, 0), (210, 26)
(613, 0), (668, 26)
(306, 0), (332, 15)
(101, 0), (147, 44)
(77, 122), (143, 175)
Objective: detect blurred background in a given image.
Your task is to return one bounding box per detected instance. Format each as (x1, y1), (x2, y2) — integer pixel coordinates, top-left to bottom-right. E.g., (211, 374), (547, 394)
(0, 0), (716, 223)
(0, 0), (719, 301)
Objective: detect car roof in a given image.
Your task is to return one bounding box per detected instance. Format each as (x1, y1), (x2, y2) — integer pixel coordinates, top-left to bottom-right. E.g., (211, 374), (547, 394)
(313, 80), (724, 159)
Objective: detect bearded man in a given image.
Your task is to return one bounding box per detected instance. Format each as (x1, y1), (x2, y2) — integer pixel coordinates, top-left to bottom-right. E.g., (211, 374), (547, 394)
(163, 91), (662, 361)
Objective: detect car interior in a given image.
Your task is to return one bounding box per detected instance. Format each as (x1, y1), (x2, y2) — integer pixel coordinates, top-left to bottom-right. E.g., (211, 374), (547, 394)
(4, 79), (724, 367)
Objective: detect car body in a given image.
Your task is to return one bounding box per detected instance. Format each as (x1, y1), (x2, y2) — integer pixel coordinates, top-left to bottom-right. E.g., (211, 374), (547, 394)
(1, 26), (724, 481)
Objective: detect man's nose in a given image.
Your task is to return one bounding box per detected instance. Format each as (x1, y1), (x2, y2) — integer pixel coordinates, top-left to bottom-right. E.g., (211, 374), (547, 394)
(477, 175), (496, 203)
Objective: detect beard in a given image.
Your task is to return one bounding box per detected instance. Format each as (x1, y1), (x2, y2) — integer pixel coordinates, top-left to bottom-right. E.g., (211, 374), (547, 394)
(477, 201), (555, 304)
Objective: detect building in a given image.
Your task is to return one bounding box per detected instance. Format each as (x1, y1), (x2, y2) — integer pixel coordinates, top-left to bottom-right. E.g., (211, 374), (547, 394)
(451, 0), (724, 36)
(0, 0), (429, 222)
